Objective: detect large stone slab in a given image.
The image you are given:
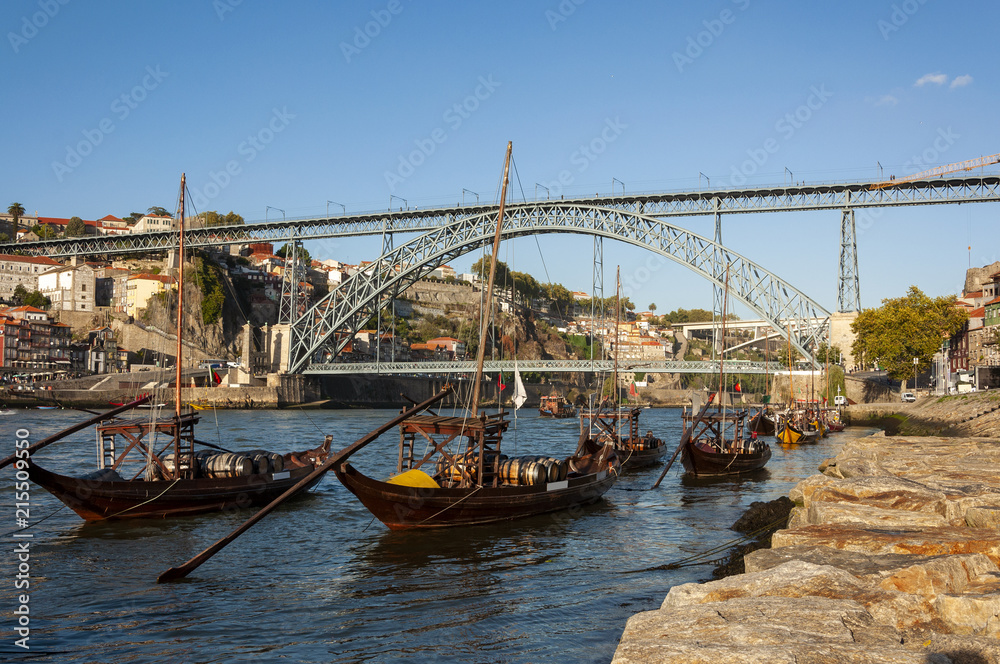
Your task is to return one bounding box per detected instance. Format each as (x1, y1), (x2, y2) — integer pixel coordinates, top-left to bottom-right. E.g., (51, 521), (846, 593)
(772, 524), (1000, 567)
(663, 560), (944, 632)
(787, 501), (949, 530)
(612, 596), (988, 664)
(808, 475), (949, 515)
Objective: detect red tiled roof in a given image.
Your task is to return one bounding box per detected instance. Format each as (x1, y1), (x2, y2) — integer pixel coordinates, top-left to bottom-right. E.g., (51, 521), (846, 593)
(965, 291), (983, 298)
(0, 253), (61, 266)
(37, 216), (99, 227)
(99, 214), (124, 222)
(970, 307), (985, 318)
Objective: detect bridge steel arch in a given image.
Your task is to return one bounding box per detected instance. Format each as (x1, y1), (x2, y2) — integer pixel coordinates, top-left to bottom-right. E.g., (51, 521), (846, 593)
(287, 202), (830, 374)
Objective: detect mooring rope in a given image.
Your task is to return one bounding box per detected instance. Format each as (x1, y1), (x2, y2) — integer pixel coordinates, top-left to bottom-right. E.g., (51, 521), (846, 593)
(619, 513), (790, 574)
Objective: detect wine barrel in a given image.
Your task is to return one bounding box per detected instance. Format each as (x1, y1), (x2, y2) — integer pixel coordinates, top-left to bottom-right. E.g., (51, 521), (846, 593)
(200, 452), (253, 478)
(161, 452), (196, 476)
(518, 459), (547, 486)
(250, 453), (271, 474)
(269, 453), (284, 473)
(498, 457), (521, 485)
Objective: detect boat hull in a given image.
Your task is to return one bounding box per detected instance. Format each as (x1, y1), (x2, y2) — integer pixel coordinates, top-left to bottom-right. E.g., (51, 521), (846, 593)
(334, 462), (617, 529)
(615, 441), (667, 469)
(680, 441), (771, 476)
(748, 411), (776, 436)
(27, 461), (324, 521)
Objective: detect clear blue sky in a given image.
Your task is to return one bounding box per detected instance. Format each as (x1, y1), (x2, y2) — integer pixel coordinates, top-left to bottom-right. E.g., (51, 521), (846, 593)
(3, 0), (998, 316)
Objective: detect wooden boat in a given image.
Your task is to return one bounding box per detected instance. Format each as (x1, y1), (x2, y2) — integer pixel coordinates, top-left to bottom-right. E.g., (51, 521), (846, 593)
(538, 395), (577, 418)
(676, 264), (770, 476)
(680, 404), (770, 475)
(747, 407), (776, 436)
(333, 143), (620, 530)
(776, 418), (803, 444)
(27, 174), (332, 522)
(580, 403), (666, 469)
(334, 412), (618, 529)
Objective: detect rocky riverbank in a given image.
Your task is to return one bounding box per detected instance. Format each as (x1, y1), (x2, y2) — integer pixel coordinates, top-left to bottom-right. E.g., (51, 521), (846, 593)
(613, 433), (1000, 663)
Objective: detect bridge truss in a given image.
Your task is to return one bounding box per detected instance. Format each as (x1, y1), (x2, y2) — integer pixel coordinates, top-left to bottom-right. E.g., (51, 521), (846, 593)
(287, 203), (831, 373)
(303, 359), (784, 375)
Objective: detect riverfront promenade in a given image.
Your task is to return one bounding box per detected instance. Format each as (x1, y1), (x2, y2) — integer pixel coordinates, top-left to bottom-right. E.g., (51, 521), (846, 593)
(614, 426), (1000, 662)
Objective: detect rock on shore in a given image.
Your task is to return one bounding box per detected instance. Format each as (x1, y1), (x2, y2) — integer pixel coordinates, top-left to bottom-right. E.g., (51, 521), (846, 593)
(613, 434), (1000, 663)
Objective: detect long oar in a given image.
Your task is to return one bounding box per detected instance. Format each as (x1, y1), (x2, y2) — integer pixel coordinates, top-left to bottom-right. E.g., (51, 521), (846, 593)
(651, 392), (714, 489)
(0, 394), (151, 471)
(157, 385), (454, 583)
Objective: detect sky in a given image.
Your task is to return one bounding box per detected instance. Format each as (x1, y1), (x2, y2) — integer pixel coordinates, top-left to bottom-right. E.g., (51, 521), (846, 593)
(3, 0), (998, 318)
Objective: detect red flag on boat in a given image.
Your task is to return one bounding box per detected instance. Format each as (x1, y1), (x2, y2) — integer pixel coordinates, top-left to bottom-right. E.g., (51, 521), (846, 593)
(498, 373), (506, 391)
(212, 370), (222, 385)
(733, 380), (742, 393)
(629, 382), (637, 397)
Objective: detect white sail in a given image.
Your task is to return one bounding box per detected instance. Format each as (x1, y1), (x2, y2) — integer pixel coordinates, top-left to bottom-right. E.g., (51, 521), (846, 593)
(513, 361), (527, 410)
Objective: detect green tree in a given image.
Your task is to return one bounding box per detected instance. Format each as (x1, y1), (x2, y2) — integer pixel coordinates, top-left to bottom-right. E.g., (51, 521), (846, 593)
(123, 212), (143, 224)
(200, 210), (245, 227)
(6, 202), (25, 237)
(65, 216), (87, 237)
(276, 243), (312, 266)
(851, 286), (967, 381)
(661, 307), (713, 324)
(12, 284), (28, 305)
(649, 303), (656, 314)
(22, 290), (50, 309)
(147, 206), (171, 217)
(31, 224), (58, 239)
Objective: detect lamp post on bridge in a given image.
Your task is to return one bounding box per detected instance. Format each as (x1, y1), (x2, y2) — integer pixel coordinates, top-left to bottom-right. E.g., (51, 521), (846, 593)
(462, 189), (479, 206)
(698, 172), (709, 190)
(389, 195), (407, 211)
(265, 206), (285, 223)
(612, 178), (625, 196)
(785, 167), (793, 186)
(534, 183), (549, 201)
(327, 200), (345, 217)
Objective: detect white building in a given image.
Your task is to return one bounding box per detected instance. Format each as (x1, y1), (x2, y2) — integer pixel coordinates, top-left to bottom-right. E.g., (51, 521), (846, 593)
(131, 215), (176, 233)
(37, 264), (97, 312)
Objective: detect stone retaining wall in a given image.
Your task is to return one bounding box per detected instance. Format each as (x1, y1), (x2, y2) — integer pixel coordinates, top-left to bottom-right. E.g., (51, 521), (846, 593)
(613, 434), (1000, 663)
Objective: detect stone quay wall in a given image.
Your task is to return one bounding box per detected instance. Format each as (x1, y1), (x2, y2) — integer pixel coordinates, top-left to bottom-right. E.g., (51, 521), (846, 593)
(613, 434), (1000, 663)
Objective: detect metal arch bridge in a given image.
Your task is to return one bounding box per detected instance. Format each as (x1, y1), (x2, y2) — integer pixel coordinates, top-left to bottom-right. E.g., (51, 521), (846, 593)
(9, 175), (1000, 257)
(303, 359), (784, 375)
(286, 202), (831, 374)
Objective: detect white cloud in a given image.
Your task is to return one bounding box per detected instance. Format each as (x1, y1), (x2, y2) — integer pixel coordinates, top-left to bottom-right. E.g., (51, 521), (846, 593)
(915, 72), (948, 87)
(951, 74), (973, 88)
(875, 94), (899, 106)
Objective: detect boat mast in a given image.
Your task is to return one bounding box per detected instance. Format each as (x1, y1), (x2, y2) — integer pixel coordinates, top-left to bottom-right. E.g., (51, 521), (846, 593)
(613, 266), (621, 438)
(717, 263), (731, 443)
(470, 142), (512, 417)
(172, 173), (186, 477)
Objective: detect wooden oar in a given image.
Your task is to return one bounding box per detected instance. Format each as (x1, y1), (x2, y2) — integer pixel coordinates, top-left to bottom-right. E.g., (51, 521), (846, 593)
(651, 392), (714, 489)
(0, 394), (151, 471)
(156, 385), (454, 583)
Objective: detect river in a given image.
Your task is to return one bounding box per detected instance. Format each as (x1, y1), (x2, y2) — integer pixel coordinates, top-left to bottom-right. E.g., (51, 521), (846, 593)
(0, 407), (870, 663)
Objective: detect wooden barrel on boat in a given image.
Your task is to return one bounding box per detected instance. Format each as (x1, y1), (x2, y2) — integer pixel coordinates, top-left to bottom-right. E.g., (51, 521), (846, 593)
(269, 453), (284, 472)
(498, 457), (521, 484)
(161, 452), (196, 476)
(200, 452), (254, 478)
(437, 450), (504, 484)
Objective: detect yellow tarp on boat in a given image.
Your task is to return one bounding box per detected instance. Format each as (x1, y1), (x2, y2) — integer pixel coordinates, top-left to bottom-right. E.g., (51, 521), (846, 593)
(386, 469), (440, 488)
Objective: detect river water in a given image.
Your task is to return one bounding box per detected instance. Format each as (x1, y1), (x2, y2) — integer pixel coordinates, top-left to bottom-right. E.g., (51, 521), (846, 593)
(1, 407), (870, 663)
